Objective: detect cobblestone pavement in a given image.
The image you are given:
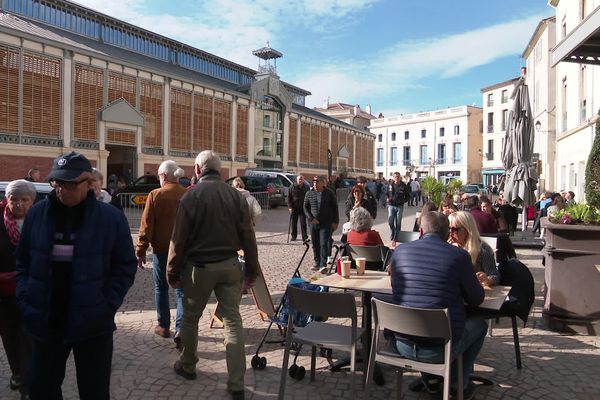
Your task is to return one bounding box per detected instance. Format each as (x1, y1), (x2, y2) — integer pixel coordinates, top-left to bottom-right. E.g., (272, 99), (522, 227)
(1, 205), (599, 399)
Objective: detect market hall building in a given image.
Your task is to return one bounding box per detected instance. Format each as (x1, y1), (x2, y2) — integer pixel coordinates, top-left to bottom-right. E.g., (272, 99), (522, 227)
(0, 0), (374, 181)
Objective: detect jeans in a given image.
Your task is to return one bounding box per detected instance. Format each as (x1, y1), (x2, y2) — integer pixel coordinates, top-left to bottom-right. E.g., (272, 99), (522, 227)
(290, 208), (308, 240)
(310, 223), (333, 268)
(391, 317), (488, 389)
(153, 252), (184, 332)
(387, 205), (405, 240)
(179, 258), (245, 392)
(28, 333), (113, 400)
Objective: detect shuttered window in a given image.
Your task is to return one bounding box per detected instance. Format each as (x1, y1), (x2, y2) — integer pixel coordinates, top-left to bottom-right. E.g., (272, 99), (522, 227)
(22, 52), (61, 137)
(74, 64), (103, 141)
(192, 94), (211, 152)
(319, 125), (328, 167)
(214, 99), (231, 155)
(287, 117), (297, 163)
(300, 121), (310, 163)
(236, 104), (248, 158)
(140, 79), (162, 147)
(169, 88), (191, 151)
(347, 133), (354, 168)
(309, 123), (320, 165)
(0, 45), (19, 134)
(330, 128), (339, 167)
(106, 128), (136, 145)
(108, 72), (136, 107)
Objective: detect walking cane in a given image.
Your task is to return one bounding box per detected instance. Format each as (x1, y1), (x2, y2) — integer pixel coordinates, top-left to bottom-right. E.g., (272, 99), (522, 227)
(287, 212), (292, 243)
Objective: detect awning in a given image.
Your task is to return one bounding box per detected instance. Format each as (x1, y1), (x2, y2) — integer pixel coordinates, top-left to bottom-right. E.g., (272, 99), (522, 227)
(552, 6), (600, 66)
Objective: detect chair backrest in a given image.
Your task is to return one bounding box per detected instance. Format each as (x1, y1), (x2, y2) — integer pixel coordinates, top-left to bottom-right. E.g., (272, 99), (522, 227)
(287, 285), (357, 320)
(498, 259), (535, 322)
(395, 231), (420, 243)
(346, 244), (385, 264)
(480, 235), (498, 251)
(372, 298), (451, 343)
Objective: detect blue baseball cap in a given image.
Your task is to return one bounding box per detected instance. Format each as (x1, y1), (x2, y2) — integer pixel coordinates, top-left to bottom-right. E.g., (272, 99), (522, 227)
(47, 151), (93, 181)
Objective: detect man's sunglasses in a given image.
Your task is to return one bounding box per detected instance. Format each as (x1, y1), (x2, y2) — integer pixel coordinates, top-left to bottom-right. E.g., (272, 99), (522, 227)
(49, 178), (88, 190)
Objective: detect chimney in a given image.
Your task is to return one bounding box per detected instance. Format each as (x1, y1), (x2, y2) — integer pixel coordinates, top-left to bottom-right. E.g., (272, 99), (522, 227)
(365, 104), (372, 115)
(323, 97), (329, 109)
(354, 105), (360, 115)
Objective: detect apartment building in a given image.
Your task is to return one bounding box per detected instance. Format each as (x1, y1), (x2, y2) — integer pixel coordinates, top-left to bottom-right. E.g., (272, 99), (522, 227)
(523, 17), (557, 195)
(550, 0), (600, 200)
(370, 106), (483, 184)
(480, 77), (519, 188)
(314, 101), (376, 132)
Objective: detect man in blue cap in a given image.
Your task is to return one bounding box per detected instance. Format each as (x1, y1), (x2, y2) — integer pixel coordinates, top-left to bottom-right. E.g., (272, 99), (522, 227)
(15, 151), (137, 400)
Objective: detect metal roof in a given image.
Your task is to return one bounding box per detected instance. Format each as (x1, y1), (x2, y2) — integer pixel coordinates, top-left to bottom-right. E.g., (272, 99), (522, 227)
(552, 6), (600, 66)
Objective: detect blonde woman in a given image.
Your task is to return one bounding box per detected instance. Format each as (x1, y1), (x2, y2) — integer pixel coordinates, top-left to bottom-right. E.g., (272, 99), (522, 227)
(447, 211), (499, 287)
(232, 177), (262, 226)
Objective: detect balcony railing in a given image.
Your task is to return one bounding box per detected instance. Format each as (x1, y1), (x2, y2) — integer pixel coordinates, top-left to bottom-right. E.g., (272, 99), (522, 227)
(437, 158), (446, 165)
(453, 158), (462, 164)
(487, 125), (494, 133)
(487, 100), (494, 107)
(376, 161), (383, 167)
(402, 160), (412, 166)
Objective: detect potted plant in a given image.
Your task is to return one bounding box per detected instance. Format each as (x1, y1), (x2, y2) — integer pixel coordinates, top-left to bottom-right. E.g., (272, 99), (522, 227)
(420, 176), (447, 207)
(541, 114), (600, 332)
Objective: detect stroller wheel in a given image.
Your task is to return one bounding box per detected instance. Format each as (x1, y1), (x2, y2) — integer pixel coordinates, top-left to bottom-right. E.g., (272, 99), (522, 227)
(258, 356), (267, 370)
(289, 364), (305, 380)
(289, 364), (298, 378)
(251, 355), (262, 369)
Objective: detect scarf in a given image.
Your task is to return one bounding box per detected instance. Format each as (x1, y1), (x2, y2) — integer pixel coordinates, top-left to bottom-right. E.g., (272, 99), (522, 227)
(1, 199), (21, 246)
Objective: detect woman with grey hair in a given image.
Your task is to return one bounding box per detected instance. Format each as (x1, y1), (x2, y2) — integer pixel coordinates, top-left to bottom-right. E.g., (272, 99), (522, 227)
(346, 206), (384, 246)
(0, 179), (35, 397)
(91, 168), (112, 203)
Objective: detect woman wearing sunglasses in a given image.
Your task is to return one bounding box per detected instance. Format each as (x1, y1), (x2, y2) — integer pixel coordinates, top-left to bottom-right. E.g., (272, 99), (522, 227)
(447, 211), (499, 287)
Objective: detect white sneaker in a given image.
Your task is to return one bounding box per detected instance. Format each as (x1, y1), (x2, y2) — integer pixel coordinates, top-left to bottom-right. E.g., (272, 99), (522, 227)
(319, 266), (329, 274)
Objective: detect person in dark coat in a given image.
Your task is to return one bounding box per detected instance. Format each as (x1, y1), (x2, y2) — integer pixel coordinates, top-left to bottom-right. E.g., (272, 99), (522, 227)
(287, 175), (309, 242)
(15, 152), (137, 400)
(389, 211), (486, 399)
(344, 176), (377, 220)
(304, 176), (339, 271)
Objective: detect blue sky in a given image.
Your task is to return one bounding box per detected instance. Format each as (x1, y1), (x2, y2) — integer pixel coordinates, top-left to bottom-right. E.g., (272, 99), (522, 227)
(75, 0), (553, 117)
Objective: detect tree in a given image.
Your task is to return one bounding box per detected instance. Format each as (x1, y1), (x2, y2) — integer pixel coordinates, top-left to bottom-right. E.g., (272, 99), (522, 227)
(585, 114), (600, 209)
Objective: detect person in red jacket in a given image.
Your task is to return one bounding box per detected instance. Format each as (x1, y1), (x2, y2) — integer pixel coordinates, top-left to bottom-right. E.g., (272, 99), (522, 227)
(466, 196), (497, 235)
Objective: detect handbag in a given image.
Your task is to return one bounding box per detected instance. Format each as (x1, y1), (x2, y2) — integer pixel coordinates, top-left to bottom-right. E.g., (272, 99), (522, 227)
(0, 271), (17, 297)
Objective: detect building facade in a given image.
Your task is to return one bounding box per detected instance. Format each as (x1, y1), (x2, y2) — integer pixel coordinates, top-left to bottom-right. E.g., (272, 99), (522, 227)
(0, 0), (373, 181)
(480, 77), (519, 188)
(523, 17), (557, 195)
(370, 106), (483, 184)
(550, 0), (600, 200)
(314, 101), (376, 132)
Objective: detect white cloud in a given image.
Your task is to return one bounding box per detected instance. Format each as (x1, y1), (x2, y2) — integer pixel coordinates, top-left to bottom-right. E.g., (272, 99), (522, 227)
(297, 14), (546, 109)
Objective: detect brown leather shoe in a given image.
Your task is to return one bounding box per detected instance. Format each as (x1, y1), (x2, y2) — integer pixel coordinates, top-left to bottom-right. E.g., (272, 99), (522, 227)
(154, 325), (171, 338)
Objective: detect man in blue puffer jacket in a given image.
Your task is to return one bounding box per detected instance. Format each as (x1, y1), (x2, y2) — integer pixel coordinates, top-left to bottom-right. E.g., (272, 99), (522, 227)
(389, 211), (486, 400)
(15, 151), (137, 400)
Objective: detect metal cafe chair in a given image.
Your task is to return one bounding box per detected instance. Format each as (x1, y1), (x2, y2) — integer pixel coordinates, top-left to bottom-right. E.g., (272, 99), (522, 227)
(365, 299), (463, 400)
(278, 285), (366, 400)
(345, 244), (391, 271)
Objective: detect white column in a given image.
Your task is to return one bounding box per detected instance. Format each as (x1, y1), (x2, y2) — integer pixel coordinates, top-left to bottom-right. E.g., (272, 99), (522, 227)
(162, 79), (170, 156)
(230, 99), (237, 160)
(282, 112), (290, 169)
(296, 118), (301, 166)
(248, 102), (256, 165)
(62, 50), (72, 148)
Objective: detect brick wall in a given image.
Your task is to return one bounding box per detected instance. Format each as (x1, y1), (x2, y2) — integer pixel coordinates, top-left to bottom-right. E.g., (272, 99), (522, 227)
(0, 155), (55, 181)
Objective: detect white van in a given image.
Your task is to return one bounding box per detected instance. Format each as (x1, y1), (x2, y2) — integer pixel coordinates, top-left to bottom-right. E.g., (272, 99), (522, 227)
(244, 169), (297, 197)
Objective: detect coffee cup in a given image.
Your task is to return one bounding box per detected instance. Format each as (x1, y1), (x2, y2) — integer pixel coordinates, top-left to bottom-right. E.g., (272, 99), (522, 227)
(341, 260), (351, 278)
(355, 257), (366, 275)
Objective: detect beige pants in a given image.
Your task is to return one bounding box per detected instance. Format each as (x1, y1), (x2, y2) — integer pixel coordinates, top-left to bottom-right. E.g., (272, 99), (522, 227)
(179, 257), (245, 392)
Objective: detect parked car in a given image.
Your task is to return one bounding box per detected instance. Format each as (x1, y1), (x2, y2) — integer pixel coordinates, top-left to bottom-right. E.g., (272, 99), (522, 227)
(113, 175), (190, 206)
(336, 178), (357, 189)
(460, 184), (480, 198)
(244, 169), (297, 198)
(0, 181), (53, 202)
(225, 176), (286, 208)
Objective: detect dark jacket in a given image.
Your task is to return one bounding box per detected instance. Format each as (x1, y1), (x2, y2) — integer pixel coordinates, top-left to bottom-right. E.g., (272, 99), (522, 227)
(345, 189), (377, 220)
(15, 192), (137, 343)
(0, 204), (17, 298)
(304, 188), (339, 227)
(166, 173), (259, 281)
(287, 183), (309, 210)
(390, 233), (484, 340)
(387, 181), (410, 207)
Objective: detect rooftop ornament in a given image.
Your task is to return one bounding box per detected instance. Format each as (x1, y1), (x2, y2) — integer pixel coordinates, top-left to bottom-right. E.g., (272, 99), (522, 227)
(252, 41), (283, 76)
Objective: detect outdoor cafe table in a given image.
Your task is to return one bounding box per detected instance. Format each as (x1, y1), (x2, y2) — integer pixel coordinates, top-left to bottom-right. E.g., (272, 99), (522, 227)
(311, 269), (511, 383)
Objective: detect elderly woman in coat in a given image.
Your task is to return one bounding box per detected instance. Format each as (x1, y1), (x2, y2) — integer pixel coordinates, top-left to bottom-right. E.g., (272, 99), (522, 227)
(0, 179), (36, 398)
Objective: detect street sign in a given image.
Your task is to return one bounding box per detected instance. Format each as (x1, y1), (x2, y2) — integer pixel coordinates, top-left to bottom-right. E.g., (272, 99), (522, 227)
(131, 194), (148, 205)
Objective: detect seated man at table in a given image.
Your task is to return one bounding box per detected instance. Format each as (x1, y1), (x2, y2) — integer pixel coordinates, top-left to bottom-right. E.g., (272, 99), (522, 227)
(388, 211), (486, 400)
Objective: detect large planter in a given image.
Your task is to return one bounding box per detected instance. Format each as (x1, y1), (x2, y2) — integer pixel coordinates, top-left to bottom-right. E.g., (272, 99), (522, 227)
(541, 218), (600, 333)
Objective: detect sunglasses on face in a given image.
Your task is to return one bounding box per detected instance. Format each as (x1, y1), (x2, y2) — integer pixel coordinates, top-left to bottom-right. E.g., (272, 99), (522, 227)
(449, 226), (464, 233)
(49, 178), (88, 190)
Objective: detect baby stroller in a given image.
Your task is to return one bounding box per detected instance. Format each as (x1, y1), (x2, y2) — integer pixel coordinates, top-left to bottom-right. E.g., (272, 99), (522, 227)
(250, 242), (328, 373)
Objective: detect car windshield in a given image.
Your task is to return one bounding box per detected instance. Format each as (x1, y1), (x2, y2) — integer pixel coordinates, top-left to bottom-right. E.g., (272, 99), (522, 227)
(461, 185), (479, 193)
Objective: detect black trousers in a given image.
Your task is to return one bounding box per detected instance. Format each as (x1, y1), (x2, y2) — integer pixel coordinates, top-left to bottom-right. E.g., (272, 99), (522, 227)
(0, 296), (31, 395)
(290, 208), (308, 240)
(29, 332), (113, 400)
